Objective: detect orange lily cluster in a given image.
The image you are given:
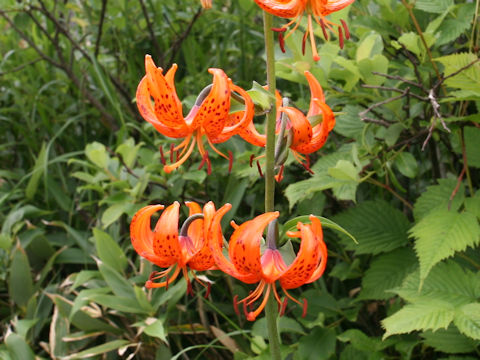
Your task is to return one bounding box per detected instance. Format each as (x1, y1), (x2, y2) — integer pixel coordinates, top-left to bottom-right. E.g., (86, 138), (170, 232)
(130, 202), (327, 320)
(240, 70), (335, 179)
(136, 55), (254, 174)
(254, 0), (355, 60)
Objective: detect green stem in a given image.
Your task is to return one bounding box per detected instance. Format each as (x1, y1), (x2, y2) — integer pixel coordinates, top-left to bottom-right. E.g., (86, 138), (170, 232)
(262, 11), (282, 360)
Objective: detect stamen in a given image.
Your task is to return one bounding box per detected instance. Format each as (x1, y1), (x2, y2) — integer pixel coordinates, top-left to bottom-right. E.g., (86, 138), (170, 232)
(271, 27), (287, 33)
(206, 152), (212, 175)
(280, 298), (288, 316)
(205, 283), (211, 299)
(159, 145), (166, 165)
(274, 165), (284, 182)
(145, 265), (181, 289)
(176, 149), (180, 161)
(198, 152), (208, 171)
(338, 26), (344, 49)
(308, 15), (320, 61)
(302, 30), (308, 56)
(249, 154), (255, 167)
(279, 32), (286, 53)
(256, 161), (264, 177)
(228, 150), (233, 173)
(340, 19), (350, 40)
(246, 284), (271, 321)
(302, 298), (308, 318)
(233, 295), (240, 315)
(206, 136), (229, 160)
(165, 274), (169, 291)
(170, 143), (175, 163)
(320, 18), (328, 40)
(164, 137), (197, 173)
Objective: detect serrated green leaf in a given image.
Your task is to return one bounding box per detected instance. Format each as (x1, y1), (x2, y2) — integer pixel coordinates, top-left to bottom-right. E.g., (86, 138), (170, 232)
(333, 200), (411, 255)
(454, 303), (480, 340)
(465, 192), (480, 219)
(411, 209), (480, 283)
(93, 228), (127, 272)
(296, 327), (336, 360)
(435, 53), (480, 92)
(284, 175), (338, 210)
(359, 247), (417, 300)
(422, 326), (479, 353)
(464, 126), (480, 168)
(391, 261), (480, 305)
(413, 179), (464, 221)
(334, 105), (365, 138)
(328, 160), (359, 182)
(415, 0), (453, 13)
(383, 299), (456, 338)
(437, 19), (472, 46)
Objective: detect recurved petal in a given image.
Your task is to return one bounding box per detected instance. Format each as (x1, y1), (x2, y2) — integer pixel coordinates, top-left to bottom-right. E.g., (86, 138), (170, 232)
(280, 107), (312, 149)
(144, 55), (186, 129)
(305, 216), (328, 283)
(293, 100), (335, 154)
(229, 212), (280, 276)
(187, 201), (217, 271)
(305, 71), (325, 117)
(319, 0), (356, 16)
(237, 121), (267, 147)
(279, 217), (322, 289)
(153, 202), (182, 262)
(130, 205), (175, 267)
(136, 77), (190, 138)
(253, 0), (305, 18)
(194, 68), (230, 138)
(208, 204), (261, 283)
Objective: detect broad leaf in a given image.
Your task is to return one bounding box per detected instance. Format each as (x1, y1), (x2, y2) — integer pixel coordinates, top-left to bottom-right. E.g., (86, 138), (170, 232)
(454, 303), (480, 340)
(333, 200), (411, 255)
(422, 326), (479, 353)
(411, 209), (480, 283)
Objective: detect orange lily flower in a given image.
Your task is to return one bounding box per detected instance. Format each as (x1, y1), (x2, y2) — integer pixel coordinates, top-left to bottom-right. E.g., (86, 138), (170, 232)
(209, 204), (328, 321)
(130, 201), (225, 295)
(136, 55), (254, 174)
(239, 71), (336, 177)
(254, 0), (355, 60)
(200, 0), (212, 8)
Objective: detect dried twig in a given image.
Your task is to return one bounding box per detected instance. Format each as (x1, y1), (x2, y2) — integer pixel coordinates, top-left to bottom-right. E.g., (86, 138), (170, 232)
(95, 0), (108, 57)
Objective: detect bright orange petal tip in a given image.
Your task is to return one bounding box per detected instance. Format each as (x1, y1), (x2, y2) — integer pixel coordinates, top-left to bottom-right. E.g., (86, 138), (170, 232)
(136, 57), (254, 173)
(212, 212), (327, 321)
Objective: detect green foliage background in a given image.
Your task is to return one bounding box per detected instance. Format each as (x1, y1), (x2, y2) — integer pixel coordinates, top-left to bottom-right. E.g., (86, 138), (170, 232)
(0, 0), (479, 358)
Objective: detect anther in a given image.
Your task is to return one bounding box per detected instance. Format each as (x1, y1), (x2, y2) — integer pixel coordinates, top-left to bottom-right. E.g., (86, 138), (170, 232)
(338, 26), (344, 49)
(228, 150), (233, 173)
(280, 298), (288, 316)
(340, 19), (350, 39)
(165, 274), (169, 291)
(278, 32), (286, 53)
(159, 145), (166, 165)
(233, 295), (240, 315)
(320, 18), (328, 40)
(204, 283), (211, 299)
(170, 143), (175, 163)
(249, 154), (255, 167)
(302, 298), (308, 318)
(256, 161), (264, 177)
(274, 165), (284, 182)
(302, 31), (308, 55)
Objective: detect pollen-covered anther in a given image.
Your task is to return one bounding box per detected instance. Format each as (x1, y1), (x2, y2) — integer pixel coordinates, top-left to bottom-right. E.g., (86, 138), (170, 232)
(256, 161), (264, 177)
(228, 150), (233, 173)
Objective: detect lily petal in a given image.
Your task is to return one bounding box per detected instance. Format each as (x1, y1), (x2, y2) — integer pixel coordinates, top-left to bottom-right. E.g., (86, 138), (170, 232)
(280, 218), (322, 289)
(153, 202), (183, 263)
(187, 201), (217, 271)
(305, 71), (325, 117)
(253, 0), (304, 18)
(280, 107), (312, 149)
(130, 205), (176, 267)
(229, 212), (280, 275)
(305, 215), (328, 283)
(208, 204), (262, 284)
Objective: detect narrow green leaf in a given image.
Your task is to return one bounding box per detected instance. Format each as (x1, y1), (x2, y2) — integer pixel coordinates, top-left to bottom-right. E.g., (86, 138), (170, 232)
(93, 228), (127, 272)
(96, 258), (135, 299)
(411, 209), (480, 283)
(101, 202), (129, 228)
(5, 332), (35, 360)
(8, 245), (34, 308)
(63, 340), (130, 359)
(25, 142), (47, 199)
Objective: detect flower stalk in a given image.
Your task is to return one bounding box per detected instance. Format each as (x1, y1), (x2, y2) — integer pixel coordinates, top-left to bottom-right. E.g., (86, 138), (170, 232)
(262, 10), (282, 360)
